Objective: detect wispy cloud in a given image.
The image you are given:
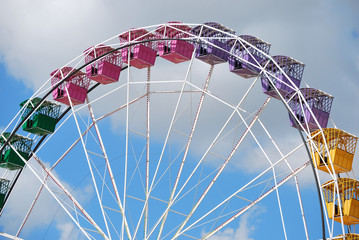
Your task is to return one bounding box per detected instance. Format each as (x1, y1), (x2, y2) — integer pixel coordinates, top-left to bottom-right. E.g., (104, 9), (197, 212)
(203, 206), (265, 240)
(57, 221), (85, 240)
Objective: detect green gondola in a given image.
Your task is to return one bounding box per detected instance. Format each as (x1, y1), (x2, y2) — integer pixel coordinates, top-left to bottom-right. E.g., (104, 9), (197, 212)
(0, 133), (33, 170)
(20, 97), (61, 136)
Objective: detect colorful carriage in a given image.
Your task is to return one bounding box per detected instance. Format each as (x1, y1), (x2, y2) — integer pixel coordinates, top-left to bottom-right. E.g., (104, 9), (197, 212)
(286, 88), (333, 132)
(84, 45), (122, 84)
(119, 29), (157, 69)
(0, 133), (33, 170)
(261, 56), (304, 99)
(20, 98), (61, 136)
(191, 22), (235, 65)
(322, 178), (359, 225)
(310, 128), (358, 174)
(228, 35), (270, 78)
(156, 22), (194, 64)
(50, 67), (90, 106)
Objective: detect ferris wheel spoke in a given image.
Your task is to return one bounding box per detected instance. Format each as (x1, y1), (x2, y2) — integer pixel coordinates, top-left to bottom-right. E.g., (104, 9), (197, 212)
(66, 91), (112, 240)
(176, 140), (308, 237)
(86, 97), (132, 240)
(15, 174), (49, 237)
(257, 118), (309, 239)
(27, 153), (103, 239)
(151, 141), (188, 192)
(173, 166), (219, 205)
(185, 81), (246, 114)
(148, 78), (207, 238)
(143, 55), (197, 239)
(14, 120), (96, 238)
(172, 97), (270, 238)
(171, 75), (261, 205)
(233, 105), (289, 239)
(129, 69), (153, 240)
(157, 64), (214, 239)
(154, 76), (262, 237)
(144, 66), (151, 239)
(273, 169), (288, 240)
(202, 160), (309, 240)
(121, 55), (132, 240)
(148, 53), (196, 195)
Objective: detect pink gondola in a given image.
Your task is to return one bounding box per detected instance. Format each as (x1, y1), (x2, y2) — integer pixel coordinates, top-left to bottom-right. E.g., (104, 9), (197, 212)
(119, 29), (157, 69)
(50, 67), (90, 106)
(156, 22), (194, 64)
(84, 45), (122, 84)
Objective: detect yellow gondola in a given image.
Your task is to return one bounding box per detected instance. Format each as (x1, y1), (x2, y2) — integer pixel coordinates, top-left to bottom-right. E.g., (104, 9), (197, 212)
(322, 178), (359, 225)
(310, 128), (358, 174)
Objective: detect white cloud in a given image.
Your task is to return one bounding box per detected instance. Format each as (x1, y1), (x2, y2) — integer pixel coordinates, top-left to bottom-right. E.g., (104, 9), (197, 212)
(56, 221), (85, 240)
(1, 1), (359, 239)
(1, 0), (358, 137)
(0, 0), (124, 90)
(204, 206), (265, 240)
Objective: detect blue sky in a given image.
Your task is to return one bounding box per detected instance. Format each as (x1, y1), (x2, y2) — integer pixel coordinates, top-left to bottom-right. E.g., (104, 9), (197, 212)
(0, 0), (359, 239)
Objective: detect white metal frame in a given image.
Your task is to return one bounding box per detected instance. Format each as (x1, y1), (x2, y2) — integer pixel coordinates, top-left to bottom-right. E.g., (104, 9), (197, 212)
(0, 22), (348, 240)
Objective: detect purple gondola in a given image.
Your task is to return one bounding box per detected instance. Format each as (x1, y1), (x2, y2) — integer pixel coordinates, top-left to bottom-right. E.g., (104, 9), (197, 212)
(119, 29), (157, 69)
(156, 22), (194, 64)
(84, 45), (122, 85)
(191, 22), (235, 65)
(228, 35), (270, 78)
(261, 56), (305, 99)
(51, 67), (90, 106)
(286, 88), (334, 132)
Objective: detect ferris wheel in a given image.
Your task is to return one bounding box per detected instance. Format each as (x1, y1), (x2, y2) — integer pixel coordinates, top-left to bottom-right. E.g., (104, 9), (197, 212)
(0, 22), (358, 240)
